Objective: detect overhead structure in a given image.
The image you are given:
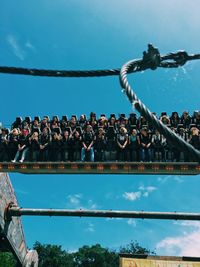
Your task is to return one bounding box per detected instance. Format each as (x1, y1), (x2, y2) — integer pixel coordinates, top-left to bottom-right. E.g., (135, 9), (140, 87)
(0, 45), (200, 265)
(0, 162), (199, 175)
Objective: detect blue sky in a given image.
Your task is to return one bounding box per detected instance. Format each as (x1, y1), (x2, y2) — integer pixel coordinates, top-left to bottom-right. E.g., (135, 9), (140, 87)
(1, 0), (200, 256)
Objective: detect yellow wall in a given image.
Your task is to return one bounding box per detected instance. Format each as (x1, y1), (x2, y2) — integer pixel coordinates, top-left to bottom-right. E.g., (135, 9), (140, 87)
(120, 258), (200, 267)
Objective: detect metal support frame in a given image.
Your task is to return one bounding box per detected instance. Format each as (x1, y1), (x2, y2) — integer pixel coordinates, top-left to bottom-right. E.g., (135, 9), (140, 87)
(6, 206), (200, 221)
(0, 173), (38, 267)
(0, 162), (199, 175)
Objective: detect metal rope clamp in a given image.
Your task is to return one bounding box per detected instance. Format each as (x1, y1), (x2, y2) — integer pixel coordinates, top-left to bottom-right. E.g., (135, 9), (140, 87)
(142, 44), (161, 70)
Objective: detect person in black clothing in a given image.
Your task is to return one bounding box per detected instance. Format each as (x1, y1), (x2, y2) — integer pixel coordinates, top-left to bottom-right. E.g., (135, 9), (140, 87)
(180, 111), (191, 129)
(191, 111), (200, 128)
(128, 113), (138, 127)
(108, 116), (117, 131)
(117, 115), (128, 131)
(98, 115), (108, 130)
(129, 129), (139, 161)
(8, 128), (19, 161)
(71, 131), (82, 161)
(189, 127), (200, 150)
(160, 114), (170, 125)
(40, 127), (51, 161)
(79, 114), (87, 129)
(50, 116), (60, 133)
(94, 127), (106, 161)
(171, 128), (181, 162)
(162, 136), (173, 162)
(50, 132), (63, 161)
(151, 130), (164, 162)
(29, 131), (40, 162)
(177, 127), (189, 162)
(12, 128), (30, 162)
(40, 116), (50, 132)
(60, 116), (68, 132)
(68, 116), (77, 134)
(0, 128), (9, 161)
(89, 112), (98, 133)
(116, 127), (129, 161)
(31, 119), (40, 134)
(105, 126), (117, 161)
(137, 116), (148, 129)
(170, 112), (180, 128)
(62, 130), (72, 161)
(81, 125), (94, 162)
(188, 127), (200, 161)
(139, 128), (152, 162)
(12, 117), (23, 130)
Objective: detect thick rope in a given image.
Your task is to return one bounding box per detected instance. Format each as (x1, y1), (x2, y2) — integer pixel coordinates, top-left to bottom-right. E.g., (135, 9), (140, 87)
(119, 47), (200, 162)
(0, 46), (199, 77)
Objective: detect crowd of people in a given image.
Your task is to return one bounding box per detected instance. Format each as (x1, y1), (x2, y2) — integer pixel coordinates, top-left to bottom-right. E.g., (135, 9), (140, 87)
(0, 111), (199, 163)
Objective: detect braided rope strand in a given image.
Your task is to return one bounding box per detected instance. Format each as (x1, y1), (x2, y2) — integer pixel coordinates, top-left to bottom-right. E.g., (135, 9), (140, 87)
(119, 59), (200, 162)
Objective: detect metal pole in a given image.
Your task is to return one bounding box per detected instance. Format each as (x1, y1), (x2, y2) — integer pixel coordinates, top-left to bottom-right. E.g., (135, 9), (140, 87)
(8, 207), (200, 221)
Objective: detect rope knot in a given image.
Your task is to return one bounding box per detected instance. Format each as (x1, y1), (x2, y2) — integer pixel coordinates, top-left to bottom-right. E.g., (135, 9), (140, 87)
(142, 44), (161, 70)
(172, 50), (189, 66)
(162, 50), (189, 68)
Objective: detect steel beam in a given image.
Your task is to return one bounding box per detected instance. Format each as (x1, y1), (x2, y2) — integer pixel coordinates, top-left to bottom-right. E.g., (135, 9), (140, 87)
(7, 207), (200, 221)
(0, 162), (199, 175)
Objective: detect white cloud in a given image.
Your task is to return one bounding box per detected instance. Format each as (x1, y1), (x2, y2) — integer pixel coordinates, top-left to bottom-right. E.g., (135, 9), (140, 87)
(7, 34), (25, 60)
(105, 218), (122, 221)
(66, 194), (98, 210)
(139, 185), (157, 197)
(25, 41), (35, 50)
(6, 35), (36, 60)
(67, 194), (82, 205)
(157, 221), (200, 256)
(157, 231), (200, 256)
(157, 175), (183, 184)
(146, 186), (157, 192)
(88, 199), (97, 209)
(85, 223), (95, 233)
(123, 185), (157, 201)
(174, 221), (200, 228)
(127, 219), (136, 227)
(143, 192), (149, 198)
(25, 41), (36, 51)
(123, 191), (141, 201)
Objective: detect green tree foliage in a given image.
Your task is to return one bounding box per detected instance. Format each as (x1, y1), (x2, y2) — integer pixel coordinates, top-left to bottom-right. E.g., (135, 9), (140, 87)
(33, 240), (153, 267)
(0, 241), (154, 267)
(0, 252), (16, 267)
(73, 244), (118, 267)
(33, 241), (74, 267)
(119, 240), (155, 255)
